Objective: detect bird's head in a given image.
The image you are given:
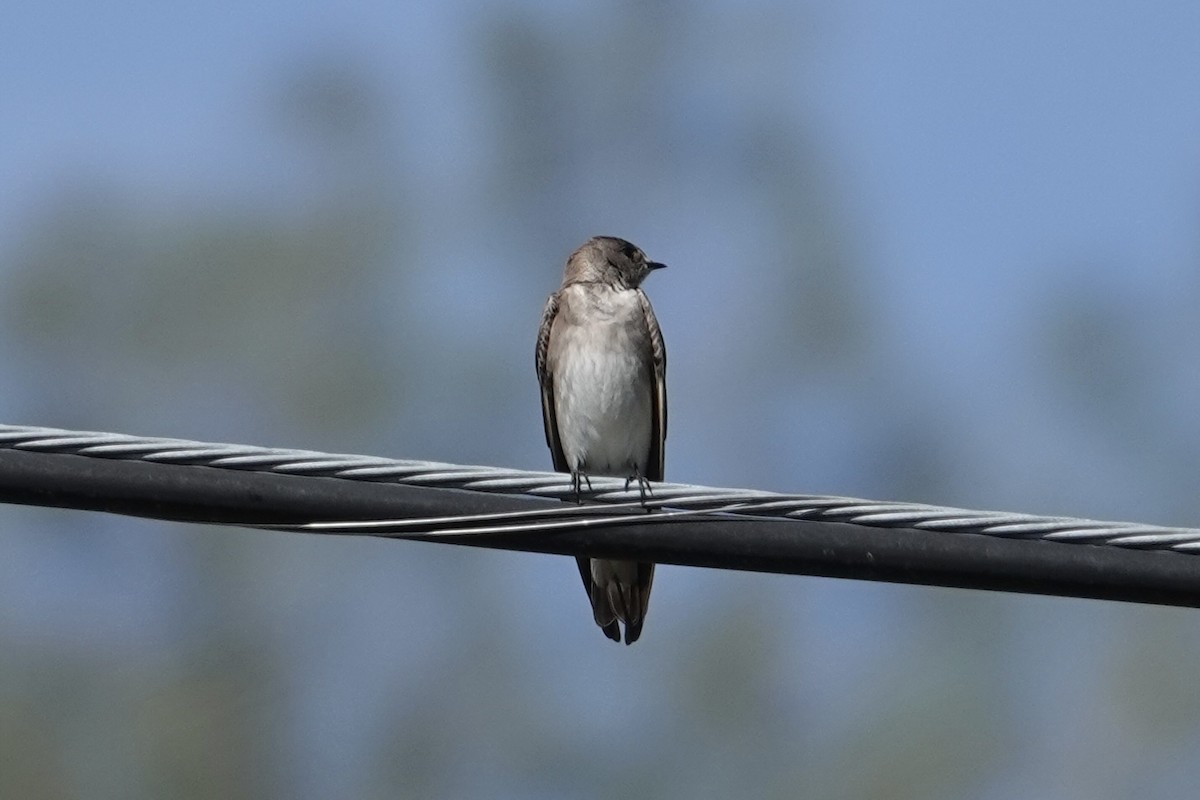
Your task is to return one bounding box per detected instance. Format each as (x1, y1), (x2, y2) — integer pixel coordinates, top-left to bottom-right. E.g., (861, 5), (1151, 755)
(564, 236), (666, 289)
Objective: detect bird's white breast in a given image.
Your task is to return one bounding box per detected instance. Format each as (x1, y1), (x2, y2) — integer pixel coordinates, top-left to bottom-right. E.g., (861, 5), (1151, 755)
(552, 286), (653, 478)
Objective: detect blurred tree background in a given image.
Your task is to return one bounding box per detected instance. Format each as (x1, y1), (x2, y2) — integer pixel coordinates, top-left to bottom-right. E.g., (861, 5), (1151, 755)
(3, 2), (1200, 798)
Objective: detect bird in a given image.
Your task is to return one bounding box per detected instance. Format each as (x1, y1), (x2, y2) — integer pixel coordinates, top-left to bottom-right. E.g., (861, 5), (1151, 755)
(535, 236), (667, 644)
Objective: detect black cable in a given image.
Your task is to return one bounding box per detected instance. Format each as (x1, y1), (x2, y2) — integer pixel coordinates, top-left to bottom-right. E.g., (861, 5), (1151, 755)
(1, 447), (1197, 608)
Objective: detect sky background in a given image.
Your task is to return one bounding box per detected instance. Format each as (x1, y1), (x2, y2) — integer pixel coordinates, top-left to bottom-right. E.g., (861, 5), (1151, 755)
(3, 1), (1200, 798)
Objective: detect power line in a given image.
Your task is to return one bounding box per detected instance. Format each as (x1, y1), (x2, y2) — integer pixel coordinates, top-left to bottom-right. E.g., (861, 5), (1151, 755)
(1, 423), (1198, 608)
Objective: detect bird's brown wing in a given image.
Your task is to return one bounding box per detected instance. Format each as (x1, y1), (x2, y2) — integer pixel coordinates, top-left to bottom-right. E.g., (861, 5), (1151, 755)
(638, 289), (667, 483)
(624, 289), (667, 645)
(535, 292), (569, 473)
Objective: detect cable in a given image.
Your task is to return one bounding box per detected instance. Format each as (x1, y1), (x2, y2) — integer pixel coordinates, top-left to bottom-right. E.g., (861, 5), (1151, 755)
(1, 423), (1198, 608)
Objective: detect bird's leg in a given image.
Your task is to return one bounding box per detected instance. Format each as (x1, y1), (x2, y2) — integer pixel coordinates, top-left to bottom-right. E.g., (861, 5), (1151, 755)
(570, 471), (593, 504)
(625, 467), (654, 510)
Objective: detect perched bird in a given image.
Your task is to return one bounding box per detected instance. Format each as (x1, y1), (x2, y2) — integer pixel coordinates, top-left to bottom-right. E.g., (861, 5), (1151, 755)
(535, 236), (667, 644)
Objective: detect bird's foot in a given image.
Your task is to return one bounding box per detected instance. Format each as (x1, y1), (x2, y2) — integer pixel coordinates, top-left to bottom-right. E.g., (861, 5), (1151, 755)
(571, 471), (593, 504)
(624, 470), (654, 510)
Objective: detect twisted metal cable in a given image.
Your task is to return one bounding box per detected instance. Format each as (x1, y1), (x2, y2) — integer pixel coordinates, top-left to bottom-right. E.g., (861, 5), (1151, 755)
(1, 423), (1197, 554)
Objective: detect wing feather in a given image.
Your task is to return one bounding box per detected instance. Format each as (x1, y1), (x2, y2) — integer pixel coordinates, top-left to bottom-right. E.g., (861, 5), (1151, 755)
(535, 293), (569, 473)
(637, 289), (667, 482)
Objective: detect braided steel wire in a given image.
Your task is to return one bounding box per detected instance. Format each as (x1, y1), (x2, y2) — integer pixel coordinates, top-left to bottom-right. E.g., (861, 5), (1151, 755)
(1, 423), (1197, 554)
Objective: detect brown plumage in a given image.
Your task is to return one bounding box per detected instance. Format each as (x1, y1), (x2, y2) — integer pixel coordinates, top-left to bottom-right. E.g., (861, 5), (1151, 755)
(535, 236), (667, 644)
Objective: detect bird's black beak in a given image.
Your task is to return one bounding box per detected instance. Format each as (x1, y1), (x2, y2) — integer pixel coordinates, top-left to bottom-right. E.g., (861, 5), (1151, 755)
(648, 261), (667, 271)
